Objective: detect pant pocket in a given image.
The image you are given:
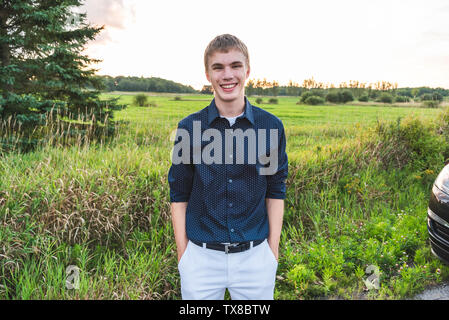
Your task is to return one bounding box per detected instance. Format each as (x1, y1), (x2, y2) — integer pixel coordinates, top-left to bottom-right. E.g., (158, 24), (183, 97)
(265, 240), (278, 265)
(178, 241), (191, 271)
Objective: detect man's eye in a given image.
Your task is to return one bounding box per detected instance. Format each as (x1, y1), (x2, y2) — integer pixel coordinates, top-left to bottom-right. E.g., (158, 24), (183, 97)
(233, 65), (242, 68)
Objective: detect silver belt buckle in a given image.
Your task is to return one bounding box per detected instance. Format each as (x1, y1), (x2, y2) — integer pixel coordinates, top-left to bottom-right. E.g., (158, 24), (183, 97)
(224, 243), (239, 254)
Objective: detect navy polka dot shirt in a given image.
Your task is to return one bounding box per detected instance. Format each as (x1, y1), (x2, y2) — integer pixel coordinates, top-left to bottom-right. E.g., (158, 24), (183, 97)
(168, 97), (288, 243)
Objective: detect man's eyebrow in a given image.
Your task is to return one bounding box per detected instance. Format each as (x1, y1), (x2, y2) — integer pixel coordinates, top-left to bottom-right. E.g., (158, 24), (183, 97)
(211, 61), (243, 67)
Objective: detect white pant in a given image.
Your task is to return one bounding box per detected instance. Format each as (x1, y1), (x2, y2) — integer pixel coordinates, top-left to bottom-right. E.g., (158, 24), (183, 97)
(178, 239), (278, 300)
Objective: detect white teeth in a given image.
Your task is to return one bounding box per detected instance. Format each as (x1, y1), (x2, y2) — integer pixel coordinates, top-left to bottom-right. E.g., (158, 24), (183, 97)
(222, 84), (236, 89)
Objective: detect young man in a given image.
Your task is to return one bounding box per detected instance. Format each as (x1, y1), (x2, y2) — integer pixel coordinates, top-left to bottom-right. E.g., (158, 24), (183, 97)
(168, 34), (288, 300)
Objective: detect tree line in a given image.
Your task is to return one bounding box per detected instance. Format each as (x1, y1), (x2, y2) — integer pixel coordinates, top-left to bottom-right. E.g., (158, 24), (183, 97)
(99, 76), (197, 94)
(243, 77), (449, 101)
(98, 75), (449, 102)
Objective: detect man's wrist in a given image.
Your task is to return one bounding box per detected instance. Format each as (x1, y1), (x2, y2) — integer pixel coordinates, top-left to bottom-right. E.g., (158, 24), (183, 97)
(267, 238), (280, 260)
(177, 237), (188, 262)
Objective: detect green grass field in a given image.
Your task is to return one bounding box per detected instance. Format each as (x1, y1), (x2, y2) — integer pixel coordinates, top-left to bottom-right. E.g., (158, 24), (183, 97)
(1, 93), (448, 299)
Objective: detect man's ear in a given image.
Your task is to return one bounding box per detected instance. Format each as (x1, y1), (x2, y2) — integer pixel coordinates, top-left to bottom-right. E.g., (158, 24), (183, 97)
(205, 71), (211, 83)
(245, 65), (251, 79)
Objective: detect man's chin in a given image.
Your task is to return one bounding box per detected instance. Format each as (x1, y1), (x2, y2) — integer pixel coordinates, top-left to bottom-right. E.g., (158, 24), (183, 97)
(215, 92), (245, 103)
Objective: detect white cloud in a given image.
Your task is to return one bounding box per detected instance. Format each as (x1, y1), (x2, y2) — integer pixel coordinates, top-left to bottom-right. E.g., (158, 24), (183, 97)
(80, 0), (136, 45)
(82, 0), (135, 29)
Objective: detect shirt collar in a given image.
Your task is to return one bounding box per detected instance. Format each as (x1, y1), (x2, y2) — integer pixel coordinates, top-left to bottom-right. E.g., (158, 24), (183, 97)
(207, 96), (255, 126)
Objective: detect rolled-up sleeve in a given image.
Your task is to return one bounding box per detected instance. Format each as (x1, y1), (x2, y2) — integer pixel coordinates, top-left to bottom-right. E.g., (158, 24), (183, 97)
(265, 123), (288, 199)
(168, 123), (194, 202)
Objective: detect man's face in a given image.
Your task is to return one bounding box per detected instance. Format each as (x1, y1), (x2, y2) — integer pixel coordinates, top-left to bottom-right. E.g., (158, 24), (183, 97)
(205, 49), (250, 104)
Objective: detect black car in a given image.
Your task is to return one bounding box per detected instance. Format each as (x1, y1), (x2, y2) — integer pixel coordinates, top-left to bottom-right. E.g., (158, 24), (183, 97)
(428, 163), (449, 264)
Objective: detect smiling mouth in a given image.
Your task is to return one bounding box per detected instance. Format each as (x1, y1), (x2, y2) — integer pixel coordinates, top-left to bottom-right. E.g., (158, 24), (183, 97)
(220, 83), (237, 90)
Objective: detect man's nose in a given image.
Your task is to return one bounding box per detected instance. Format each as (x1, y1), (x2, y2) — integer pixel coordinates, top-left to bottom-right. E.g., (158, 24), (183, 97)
(223, 66), (233, 79)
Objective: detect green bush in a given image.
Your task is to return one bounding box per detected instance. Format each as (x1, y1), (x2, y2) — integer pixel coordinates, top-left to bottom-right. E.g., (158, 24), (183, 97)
(299, 91), (315, 103)
(421, 94), (433, 101)
(378, 93), (393, 104)
(255, 98), (263, 104)
(421, 93), (443, 102)
(133, 94), (148, 107)
(325, 92), (340, 103)
(324, 90), (354, 104)
(369, 91), (379, 100)
(434, 93), (444, 101)
(394, 96), (410, 103)
(422, 100), (441, 108)
(340, 90), (354, 104)
(311, 89), (326, 98)
(268, 98), (278, 104)
(300, 90), (326, 103)
(370, 116), (446, 169)
(287, 264), (317, 290)
(304, 95), (325, 106)
(438, 107), (449, 147)
(421, 92), (443, 108)
(358, 94), (369, 102)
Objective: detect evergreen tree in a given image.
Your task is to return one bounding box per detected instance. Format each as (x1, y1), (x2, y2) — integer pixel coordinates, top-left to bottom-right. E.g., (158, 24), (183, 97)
(0, 0), (125, 150)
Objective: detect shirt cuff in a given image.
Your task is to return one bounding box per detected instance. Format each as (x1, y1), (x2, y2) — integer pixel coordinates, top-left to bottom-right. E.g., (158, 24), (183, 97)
(265, 183), (286, 199)
(169, 192), (191, 202)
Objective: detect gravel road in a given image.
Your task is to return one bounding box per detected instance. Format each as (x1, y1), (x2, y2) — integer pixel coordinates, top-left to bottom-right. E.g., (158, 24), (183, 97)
(414, 283), (449, 300)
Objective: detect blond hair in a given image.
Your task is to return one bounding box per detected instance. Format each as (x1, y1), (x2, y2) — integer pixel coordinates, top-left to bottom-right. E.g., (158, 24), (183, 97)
(204, 34), (250, 71)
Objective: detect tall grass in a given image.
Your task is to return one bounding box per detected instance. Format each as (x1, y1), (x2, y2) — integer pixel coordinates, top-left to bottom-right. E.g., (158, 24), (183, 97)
(1, 95), (448, 299)
(0, 105), (117, 155)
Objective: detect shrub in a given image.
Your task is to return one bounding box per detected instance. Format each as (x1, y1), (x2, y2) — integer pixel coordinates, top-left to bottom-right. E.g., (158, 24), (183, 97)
(304, 95), (325, 106)
(133, 94), (148, 107)
(300, 91), (315, 103)
(300, 90), (326, 103)
(421, 93), (443, 102)
(310, 89), (326, 98)
(421, 92), (443, 108)
(422, 100), (441, 108)
(287, 264), (317, 290)
(420, 94), (433, 101)
(438, 107), (449, 146)
(324, 90), (354, 104)
(325, 92), (340, 103)
(268, 98), (278, 104)
(174, 96), (182, 101)
(340, 90), (354, 104)
(421, 93), (433, 101)
(369, 91), (379, 100)
(433, 93), (444, 101)
(394, 96), (410, 103)
(377, 93), (393, 104)
(255, 98), (263, 104)
(358, 95), (369, 102)
(368, 116), (446, 169)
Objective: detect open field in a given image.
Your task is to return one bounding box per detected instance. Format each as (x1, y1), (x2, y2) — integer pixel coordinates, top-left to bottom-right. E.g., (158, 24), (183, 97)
(1, 93), (448, 299)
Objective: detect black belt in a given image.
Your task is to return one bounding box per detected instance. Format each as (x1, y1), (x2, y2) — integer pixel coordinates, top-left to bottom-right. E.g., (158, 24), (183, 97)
(191, 239), (264, 254)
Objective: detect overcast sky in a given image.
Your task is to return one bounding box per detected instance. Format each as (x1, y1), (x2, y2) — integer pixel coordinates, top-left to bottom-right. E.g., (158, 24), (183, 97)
(82, 0), (449, 90)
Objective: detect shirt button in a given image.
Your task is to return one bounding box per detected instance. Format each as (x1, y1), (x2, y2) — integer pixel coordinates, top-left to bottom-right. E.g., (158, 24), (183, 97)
(229, 154), (233, 158)
(228, 202), (233, 207)
(228, 179), (233, 183)
(230, 228), (235, 232)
